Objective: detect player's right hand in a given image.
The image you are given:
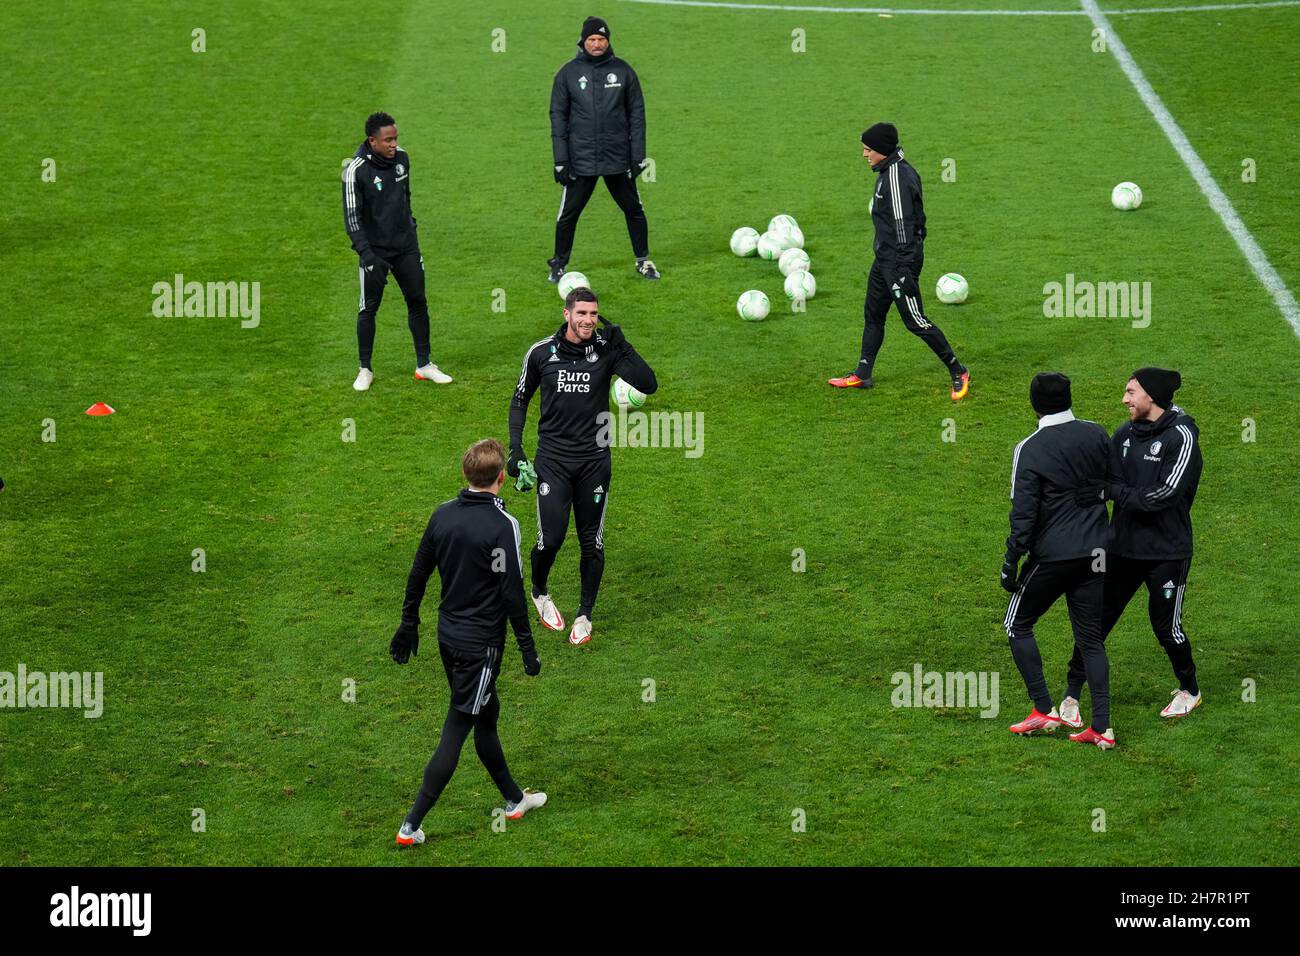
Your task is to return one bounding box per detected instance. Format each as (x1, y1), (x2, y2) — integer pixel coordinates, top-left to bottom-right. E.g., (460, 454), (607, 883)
(522, 648), (541, 676)
(361, 250), (391, 273)
(507, 446), (527, 478)
(554, 164), (572, 184)
(1000, 554), (1021, 594)
(390, 622), (419, 664)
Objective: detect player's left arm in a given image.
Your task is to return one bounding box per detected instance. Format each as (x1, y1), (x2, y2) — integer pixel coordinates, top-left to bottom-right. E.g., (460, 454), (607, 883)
(1108, 424), (1199, 512)
(626, 66), (647, 171)
(600, 315), (657, 394)
(402, 149), (416, 227)
(498, 520), (539, 674)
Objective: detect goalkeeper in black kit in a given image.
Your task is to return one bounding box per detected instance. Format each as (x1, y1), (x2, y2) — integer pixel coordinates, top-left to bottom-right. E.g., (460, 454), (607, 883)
(508, 288), (658, 647)
(389, 439), (546, 848)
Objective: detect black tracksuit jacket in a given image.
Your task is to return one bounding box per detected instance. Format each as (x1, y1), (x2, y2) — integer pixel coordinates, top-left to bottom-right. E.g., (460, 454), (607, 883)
(401, 489), (536, 655)
(509, 324), (657, 462)
(1006, 411), (1112, 563)
(549, 44), (647, 177)
(341, 141), (419, 259)
(869, 149), (927, 271)
(1105, 407), (1202, 559)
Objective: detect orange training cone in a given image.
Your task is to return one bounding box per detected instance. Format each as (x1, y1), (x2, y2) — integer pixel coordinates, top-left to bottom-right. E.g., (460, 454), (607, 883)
(85, 403), (116, 416)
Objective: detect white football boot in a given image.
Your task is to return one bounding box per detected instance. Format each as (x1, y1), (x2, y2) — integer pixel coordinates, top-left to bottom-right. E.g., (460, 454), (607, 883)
(504, 789), (548, 820)
(414, 363), (453, 384)
(353, 368), (374, 391)
(531, 593), (565, 631)
(395, 822), (425, 847)
(1160, 689), (1202, 718)
(569, 615), (592, 646)
(1058, 696), (1084, 729)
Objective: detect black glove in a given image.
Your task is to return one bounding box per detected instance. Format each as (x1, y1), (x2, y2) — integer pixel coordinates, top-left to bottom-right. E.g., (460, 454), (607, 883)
(360, 249), (391, 273)
(1000, 554), (1021, 594)
(597, 314), (626, 350)
(554, 163), (577, 184)
(889, 266), (918, 298)
(1073, 480), (1109, 506)
(390, 623), (419, 664)
(522, 648), (541, 676)
(507, 446), (528, 479)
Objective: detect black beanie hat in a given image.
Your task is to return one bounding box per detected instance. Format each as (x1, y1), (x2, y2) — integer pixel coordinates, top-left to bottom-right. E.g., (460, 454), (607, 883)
(861, 122), (899, 155)
(582, 17), (610, 43)
(1030, 372), (1072, 415)
(1132, 367), (1181, 409)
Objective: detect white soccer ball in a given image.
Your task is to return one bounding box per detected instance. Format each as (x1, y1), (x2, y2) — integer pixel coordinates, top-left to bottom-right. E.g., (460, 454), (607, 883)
(757, 231), (790, 260)
(768, 214), (799, 235)
(935, 272), (969, 304)
(784, 270), (816, 301)
(558, 271), (590, 299)
(778, 225), (805, 249)
(730, 226), (760, 257)
(1112, 181), (1143, 211)
(610, 376), (646, 410)
(778, 248), (810, 277)
(737, 290), (771, 321)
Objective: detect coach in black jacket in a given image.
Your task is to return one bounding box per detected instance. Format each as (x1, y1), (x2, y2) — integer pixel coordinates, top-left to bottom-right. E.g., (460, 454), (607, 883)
(1072, 367), (1203, 719)
(1003, 373), (1115, 746)
(388, 439), (545, 847)
(548, 17), (658, 282)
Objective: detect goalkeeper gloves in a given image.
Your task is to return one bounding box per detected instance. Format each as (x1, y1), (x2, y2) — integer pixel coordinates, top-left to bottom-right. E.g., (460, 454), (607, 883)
(390, 622), (419, 664)
(522, 648), (541, 676)
(514, 460), (537, 493)
(508, 446), (537, 490)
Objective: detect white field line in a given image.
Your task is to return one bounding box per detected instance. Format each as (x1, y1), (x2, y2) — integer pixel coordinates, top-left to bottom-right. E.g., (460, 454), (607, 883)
(1082, 0), (1300, 336)
(618, 0), (1300, 16)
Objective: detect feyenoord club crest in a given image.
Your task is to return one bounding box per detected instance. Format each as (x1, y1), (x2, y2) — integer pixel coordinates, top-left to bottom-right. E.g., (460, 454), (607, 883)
(586, 351), (598, 363)
(396, 163), (404, 175)
(607, 72), (617, 84)
(539, 483), (550, 496)
(579, 75), (588, 90)
(1150, 440), (1162, 455)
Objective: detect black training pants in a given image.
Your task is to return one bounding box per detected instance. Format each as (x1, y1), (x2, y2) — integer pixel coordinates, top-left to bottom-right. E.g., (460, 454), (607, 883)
(530, 454), (612, 619)
(553, 171), (649, 266)
(1066, 554), (1198, 698)
(857, 256), (959, 378)
(404, 672), (523, 830)
(1004, 556), (1110, 731)
(356, 250), (430, 369)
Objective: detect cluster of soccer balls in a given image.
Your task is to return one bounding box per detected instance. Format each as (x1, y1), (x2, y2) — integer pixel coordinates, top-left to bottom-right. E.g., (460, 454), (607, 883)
(730, 215), (816, 320)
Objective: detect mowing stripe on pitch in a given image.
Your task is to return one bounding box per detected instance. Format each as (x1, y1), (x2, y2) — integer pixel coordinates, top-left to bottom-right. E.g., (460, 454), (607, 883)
(1082, 0), (1300, 337)
(618, 0), (1300, 16)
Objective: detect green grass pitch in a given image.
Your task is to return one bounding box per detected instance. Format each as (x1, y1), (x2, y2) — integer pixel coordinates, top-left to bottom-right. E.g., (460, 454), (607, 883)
(2, 0), (1298, 866)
